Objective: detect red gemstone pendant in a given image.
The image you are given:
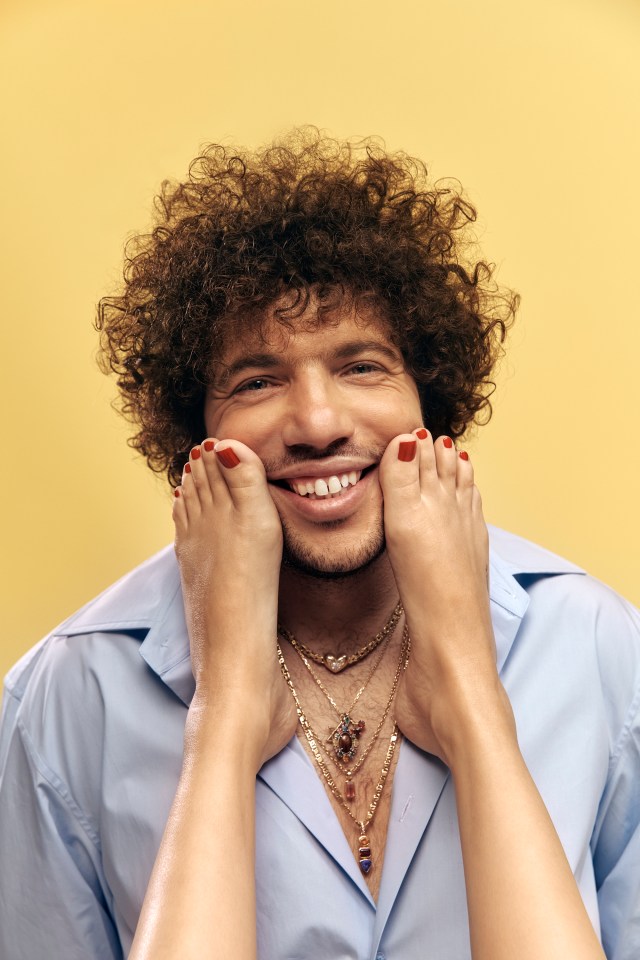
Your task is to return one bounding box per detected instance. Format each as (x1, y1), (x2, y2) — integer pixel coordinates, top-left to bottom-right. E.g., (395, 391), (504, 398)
(329, 715), (363, 764)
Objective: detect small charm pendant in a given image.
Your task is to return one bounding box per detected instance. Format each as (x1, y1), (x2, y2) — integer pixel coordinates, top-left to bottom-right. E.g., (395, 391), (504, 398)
(324, 654), (348, 673)
(358, 833), (372, 874)
(345, 779), (356, 801)
(328, 715), (365, 764)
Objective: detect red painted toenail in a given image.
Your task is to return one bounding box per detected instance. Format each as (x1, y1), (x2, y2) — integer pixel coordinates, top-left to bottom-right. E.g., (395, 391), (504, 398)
(416, 428), (428, 440)
(184, 463), (191, 473)
(443, 437), (453, 448)
(174, 488), (181, 497)
(216, 447), (240, 469)
(190, 446), (201, 460)
(203, 440), (215, 452)
(459, 451), (469, 461)
(398, 440), (417, 462)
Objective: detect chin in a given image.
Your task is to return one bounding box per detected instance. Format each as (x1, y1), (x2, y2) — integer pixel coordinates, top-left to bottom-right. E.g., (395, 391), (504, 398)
(280, 519), (386, 580)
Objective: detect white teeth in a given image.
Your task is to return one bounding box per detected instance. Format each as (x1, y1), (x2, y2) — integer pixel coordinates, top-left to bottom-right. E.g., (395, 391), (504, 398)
(287, 470), (364, 498)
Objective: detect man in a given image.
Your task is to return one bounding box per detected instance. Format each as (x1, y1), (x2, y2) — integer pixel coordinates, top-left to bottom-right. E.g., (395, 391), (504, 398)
(1, 132), (638, 960)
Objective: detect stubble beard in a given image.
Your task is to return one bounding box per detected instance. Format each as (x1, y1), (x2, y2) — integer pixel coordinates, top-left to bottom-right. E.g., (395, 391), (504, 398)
(280, 515), (386, 581)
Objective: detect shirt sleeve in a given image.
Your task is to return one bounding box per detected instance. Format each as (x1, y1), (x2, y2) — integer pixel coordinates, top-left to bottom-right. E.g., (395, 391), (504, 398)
(0, 683), (123, 960)
(591, 597), (640, 960)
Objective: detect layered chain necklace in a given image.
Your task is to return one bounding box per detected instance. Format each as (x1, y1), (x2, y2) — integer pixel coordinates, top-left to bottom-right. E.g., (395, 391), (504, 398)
(276, 622), (410, 876)
(283, 624), (407, 796)
(278, 602), (403, 674)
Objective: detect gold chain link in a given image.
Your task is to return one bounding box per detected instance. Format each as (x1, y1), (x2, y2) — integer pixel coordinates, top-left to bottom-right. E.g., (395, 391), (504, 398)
(278, 601), (403, 672)
(281, 620), (394, 716)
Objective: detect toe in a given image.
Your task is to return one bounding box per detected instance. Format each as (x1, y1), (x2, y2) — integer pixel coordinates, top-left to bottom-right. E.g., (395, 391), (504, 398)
(434, 435), (458, 485)
(180, 455), (202, 521)
(186, 444), (213, 506)
(200, 437), (222, 498)
(455, 448), (475, 494)
(172, 484), (188, 535)
(379, 432), (421, 503)
(213, 439), (269, 500)
(414, 427), (437, 486)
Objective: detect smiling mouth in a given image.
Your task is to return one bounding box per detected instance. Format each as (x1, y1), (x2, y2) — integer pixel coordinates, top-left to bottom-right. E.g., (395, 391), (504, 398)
(271, 466), (374, 500)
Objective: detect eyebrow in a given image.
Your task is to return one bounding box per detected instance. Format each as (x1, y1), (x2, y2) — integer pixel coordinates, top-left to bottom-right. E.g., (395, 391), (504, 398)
(333, 340), (402, 364)
(217, 353), (281, 385)
(214, 339), (403, 388)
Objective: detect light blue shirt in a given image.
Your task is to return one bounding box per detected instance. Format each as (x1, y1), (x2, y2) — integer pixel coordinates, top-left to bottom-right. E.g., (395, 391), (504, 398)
(1, 527), (639, 960)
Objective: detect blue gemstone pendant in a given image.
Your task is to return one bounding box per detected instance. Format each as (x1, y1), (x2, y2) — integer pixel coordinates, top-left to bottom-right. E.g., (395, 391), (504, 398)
(358, 833), (372, 874)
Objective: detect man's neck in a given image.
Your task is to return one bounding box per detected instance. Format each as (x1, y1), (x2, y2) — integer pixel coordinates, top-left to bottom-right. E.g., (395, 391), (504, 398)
(277, 553), (400, 656)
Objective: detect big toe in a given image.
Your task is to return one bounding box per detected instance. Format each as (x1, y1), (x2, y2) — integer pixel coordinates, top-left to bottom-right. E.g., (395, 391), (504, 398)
(213, 440), (270, 499)
(379, 433), (421, 505)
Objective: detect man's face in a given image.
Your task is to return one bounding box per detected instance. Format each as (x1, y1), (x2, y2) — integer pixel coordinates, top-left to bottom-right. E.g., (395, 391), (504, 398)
(204, 299), (423, 578)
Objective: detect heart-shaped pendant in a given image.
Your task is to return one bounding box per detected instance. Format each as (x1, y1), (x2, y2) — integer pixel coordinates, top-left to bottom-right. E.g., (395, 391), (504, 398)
(324, 654), (348, 673)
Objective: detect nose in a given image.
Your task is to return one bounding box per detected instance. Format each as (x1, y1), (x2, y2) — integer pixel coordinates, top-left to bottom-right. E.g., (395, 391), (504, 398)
(280, 370), (355, 451)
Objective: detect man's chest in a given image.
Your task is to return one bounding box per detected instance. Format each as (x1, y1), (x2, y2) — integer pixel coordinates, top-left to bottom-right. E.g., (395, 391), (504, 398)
(295, 725), (402, 901)
(282, 643), (408, 900)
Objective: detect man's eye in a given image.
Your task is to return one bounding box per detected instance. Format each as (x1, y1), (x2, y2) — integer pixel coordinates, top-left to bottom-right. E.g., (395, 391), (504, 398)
(349, 363), (379, 374)
(236, 378), (272, 393)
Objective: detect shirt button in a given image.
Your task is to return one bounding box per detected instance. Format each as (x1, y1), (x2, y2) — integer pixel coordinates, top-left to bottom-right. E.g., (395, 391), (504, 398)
(376, 954), (386, 960)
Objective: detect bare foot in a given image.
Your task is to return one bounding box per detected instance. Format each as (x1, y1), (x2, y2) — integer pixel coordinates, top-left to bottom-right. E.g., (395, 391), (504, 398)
(173, 439), (297, 766)
(379, 430), (512, 763)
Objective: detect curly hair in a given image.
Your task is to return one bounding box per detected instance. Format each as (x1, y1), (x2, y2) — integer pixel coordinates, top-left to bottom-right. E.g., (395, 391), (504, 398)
(97, 128), (518, 488)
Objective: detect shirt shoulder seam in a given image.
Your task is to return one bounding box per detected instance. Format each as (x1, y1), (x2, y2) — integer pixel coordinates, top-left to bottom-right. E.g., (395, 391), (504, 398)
(2, 678), (21, 704)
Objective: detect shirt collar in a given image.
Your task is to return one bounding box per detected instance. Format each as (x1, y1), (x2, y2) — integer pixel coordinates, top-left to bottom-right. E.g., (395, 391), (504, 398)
(55, 545), (193, 703)
(55, 528), (585, 707)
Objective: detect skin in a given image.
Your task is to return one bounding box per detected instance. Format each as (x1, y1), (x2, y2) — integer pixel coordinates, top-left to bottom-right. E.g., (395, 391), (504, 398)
(129, 300), (606, 960)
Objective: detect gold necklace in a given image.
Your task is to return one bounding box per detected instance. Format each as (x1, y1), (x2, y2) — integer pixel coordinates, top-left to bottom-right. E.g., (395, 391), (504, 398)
(281, 624), (392, 768)
(276, 626), (410, 876)
(321, 630), (409, 790)
(278, 601), (403, 673)
(285, 626), (409, 790)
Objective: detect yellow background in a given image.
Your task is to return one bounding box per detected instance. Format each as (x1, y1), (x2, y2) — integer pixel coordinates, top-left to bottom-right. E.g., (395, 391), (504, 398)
(1, 0), (639, 685)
